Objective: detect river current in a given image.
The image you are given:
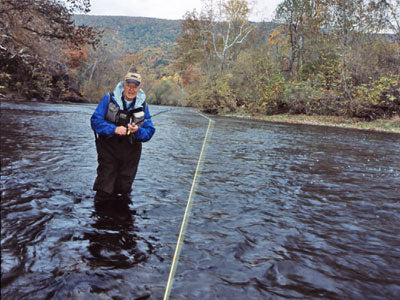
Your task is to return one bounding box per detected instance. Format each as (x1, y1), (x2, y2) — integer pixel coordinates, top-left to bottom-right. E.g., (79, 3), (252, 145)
(1, 101), (400, 299)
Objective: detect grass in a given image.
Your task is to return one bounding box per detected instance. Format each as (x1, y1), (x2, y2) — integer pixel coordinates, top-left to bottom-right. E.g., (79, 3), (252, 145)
(223, 113), (400, 133)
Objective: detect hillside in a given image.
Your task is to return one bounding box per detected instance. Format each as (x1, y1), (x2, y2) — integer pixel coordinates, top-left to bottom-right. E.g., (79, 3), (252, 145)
(68, 14), (282, 104)
(73, 15), (279, 53)
(73, 15), (181, 53)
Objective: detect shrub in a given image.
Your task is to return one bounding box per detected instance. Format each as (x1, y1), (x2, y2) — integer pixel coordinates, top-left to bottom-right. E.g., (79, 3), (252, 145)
(147, 78), (186, 106)
(285, 80), (347, 116)
(353, 75), (400, 120)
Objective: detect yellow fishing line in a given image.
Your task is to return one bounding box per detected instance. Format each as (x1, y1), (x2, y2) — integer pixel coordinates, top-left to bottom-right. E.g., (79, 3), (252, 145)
(163, 112), (214, 300)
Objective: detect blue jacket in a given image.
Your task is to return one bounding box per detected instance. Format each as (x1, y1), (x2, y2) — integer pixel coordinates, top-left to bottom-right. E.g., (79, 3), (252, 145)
(90, 81), (155, 142)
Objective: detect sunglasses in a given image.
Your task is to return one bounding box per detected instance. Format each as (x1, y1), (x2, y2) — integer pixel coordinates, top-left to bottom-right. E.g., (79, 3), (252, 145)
(125, 82), (140, 89)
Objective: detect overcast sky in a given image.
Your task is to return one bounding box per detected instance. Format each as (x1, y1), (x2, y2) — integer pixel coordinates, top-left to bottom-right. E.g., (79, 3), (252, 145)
(87, 0), (282, 22)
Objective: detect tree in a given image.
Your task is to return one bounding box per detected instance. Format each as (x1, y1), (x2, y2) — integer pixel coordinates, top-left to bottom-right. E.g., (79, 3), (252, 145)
(176, 10), (214, 74)
(315, 0), (390, 100)
(384, 0), (400, 40)
(176, 0), (253, 74)
(379, 0), (400, 75)
(275, 0), (322, 77)
(0, 0), (101, 99)
(206, 0), (254, 71)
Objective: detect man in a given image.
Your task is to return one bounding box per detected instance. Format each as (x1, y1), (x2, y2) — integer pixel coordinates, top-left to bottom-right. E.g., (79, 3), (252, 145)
(91, 72), (155, 202)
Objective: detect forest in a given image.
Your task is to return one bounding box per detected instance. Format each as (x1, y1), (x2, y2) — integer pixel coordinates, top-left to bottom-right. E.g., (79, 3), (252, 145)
(1, 0), (399, 121)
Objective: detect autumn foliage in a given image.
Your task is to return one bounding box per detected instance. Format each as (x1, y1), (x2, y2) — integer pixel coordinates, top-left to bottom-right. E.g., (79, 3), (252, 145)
(0, 0), (101, 101)
(1, 0), (399, 121)
(175, 0), (400, 120)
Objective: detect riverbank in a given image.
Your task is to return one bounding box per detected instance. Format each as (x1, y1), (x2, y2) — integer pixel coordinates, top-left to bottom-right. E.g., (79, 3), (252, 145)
(2, 96), (399, 133)
(223, 113), (400, 133)
(0, 91), (88, 104)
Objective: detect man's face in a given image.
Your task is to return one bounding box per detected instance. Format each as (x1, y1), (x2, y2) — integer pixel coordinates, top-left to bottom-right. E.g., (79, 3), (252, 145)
(123, 81), (140, 100)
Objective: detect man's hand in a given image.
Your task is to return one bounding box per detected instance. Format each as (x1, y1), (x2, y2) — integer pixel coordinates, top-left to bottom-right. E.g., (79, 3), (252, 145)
(127, 123), (139, 134)
(115, 126), (127, 135)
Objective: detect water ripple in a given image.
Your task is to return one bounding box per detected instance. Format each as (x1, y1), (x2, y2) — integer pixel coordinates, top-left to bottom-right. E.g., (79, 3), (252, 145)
(1, 102), (400, 299)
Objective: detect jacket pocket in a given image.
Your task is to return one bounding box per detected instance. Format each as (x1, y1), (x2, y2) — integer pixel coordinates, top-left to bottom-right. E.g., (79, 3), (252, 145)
(106, 101), (119, 123)
(133, 111), (145, 126)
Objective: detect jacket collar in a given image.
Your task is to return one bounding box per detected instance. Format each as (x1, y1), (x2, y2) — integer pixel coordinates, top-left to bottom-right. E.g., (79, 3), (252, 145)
(112, 81), (146, 110)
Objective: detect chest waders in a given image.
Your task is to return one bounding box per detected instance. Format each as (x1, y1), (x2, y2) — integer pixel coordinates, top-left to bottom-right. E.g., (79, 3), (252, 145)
(93, 93), (145, 197)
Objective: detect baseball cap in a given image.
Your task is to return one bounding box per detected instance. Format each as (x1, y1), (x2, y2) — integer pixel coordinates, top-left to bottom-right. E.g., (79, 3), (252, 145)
(125, 72), (141, 86)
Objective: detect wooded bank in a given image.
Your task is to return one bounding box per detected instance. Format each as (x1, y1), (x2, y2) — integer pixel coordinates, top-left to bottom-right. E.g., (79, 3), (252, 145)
(1, 0), (399, 123)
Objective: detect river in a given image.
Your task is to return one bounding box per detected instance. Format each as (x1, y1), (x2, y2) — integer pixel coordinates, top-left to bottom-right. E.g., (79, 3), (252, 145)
(1, 101), (400, 299)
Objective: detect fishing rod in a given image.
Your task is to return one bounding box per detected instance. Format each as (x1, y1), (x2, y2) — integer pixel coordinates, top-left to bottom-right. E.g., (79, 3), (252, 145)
(127, 108), (175, 135)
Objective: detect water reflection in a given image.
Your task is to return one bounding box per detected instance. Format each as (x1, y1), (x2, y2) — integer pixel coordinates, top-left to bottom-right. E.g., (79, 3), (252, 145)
(86, 197), (153, 269)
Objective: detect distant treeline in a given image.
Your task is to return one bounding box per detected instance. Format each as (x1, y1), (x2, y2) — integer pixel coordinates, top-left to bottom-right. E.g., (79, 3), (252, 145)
(72, 15), (181, 53)
(1, 0), (399, 121)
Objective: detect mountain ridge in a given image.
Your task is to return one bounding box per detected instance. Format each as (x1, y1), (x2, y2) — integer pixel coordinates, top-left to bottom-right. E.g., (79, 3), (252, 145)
(73, 14), (182, 53)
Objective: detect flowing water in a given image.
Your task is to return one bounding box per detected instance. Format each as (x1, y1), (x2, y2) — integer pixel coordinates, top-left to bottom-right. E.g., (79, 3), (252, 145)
(1, 101), (400, 299)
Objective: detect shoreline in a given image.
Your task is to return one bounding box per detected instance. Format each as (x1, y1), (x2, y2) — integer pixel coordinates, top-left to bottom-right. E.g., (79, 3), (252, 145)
(0, 93), (88, 104)
(221, 113), (400, 134)
(2, 97), (399, 133)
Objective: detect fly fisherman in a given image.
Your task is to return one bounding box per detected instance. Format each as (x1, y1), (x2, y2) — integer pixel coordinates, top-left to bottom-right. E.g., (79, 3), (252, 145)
(91, 72), (155, 202)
